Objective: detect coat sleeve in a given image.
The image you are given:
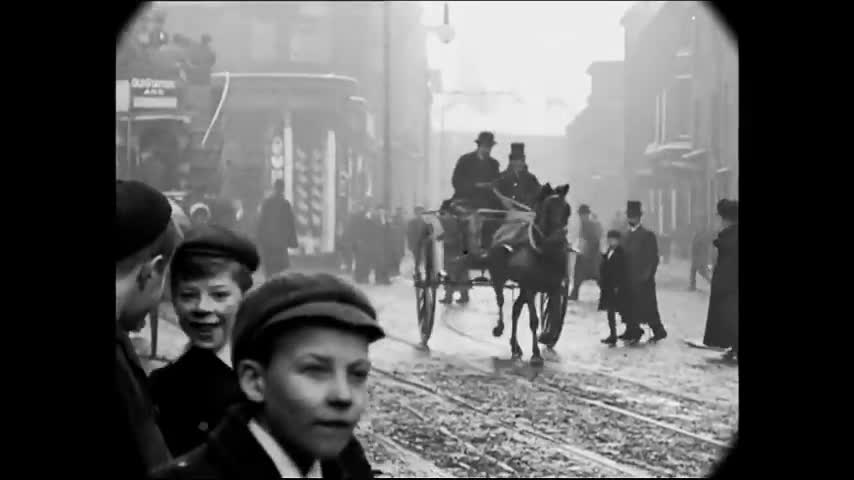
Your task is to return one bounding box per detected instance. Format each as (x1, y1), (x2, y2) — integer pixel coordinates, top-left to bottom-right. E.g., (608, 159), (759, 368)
(282, 201), (298, 248)
(451, 155), (470, 196)
(640, 231), (660, 282)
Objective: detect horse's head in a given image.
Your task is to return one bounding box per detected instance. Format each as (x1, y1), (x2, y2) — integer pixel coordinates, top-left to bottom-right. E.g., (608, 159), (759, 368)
(533, 183), (571, 238)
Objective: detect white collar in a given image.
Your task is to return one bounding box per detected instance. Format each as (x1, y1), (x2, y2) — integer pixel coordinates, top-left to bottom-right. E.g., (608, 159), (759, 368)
(629, 224), (641, 233)
(247, 419), (322, 478)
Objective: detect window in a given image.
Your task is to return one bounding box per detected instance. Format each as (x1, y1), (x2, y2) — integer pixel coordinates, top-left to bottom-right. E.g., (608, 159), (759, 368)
(249, 20), (276, 63)
(661, 89), (668, 142)
(654, 93), (661, 143)
(710, 91), (721, 159)
(675, 78), (692, 139)
(693, 98), (701, 141)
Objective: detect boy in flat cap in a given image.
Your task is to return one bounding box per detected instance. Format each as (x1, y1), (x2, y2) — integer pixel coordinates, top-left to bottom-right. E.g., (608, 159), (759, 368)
(704, 199), (739, 362)
(152, 273), (382, 480)
(598, 230), (628, 345)
(148, 225), (260, 457)
(116, 180), (183, 478)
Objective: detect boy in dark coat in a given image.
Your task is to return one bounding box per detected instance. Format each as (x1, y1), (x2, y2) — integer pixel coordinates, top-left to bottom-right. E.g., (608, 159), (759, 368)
(148, 225), (260, 458)
(150, 273), (383, 480)
(704, 199), (739, 361)
(598, 230), (628, 345)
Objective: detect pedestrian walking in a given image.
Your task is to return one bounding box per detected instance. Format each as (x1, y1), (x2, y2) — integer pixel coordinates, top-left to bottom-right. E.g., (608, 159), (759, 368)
(148, 225), (260, 458)
(389, 207), (407, 277)
(115, 180), (181, 478)
(620, 201), (667, 344)
(352, 204), (374, 284)
(598, 230), (628, 346)
(703, 199), (739, 361)
(150, 273), (383, 479)
(257, 179), (298, 278)
(374, 206), (392, 285)
(569, 204), (601, 300)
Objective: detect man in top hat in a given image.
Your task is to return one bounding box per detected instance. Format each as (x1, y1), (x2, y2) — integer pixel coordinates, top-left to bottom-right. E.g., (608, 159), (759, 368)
(703, 199), (738, 361)
(116, 180), (183, 478)
(496, 142), (541, 208)
(569, 204), (602, 301)
(620, 200), (667, 343)
(450, 131), (502, 257)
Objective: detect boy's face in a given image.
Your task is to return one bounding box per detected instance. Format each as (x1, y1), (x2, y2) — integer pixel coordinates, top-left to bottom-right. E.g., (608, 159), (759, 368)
(173, 269), (243, 352)
(240, 325), (371, 460)
(607, 237), (620, 249)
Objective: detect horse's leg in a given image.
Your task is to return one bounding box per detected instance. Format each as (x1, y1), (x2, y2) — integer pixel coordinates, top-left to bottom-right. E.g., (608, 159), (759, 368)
(492, 281), (505, 337)
(510, 292), (525, 359)
(528, 293), (544, 366)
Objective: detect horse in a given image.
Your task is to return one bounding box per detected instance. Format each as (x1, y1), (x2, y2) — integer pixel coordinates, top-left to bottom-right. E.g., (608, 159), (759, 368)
(486, 183), (571, 366)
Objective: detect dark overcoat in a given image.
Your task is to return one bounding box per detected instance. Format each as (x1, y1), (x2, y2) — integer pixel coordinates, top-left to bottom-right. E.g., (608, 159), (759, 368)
(149, 347), (245, 458)
(496, 168), (541, 207)
(257, 195), (298, 276)
(622, 225), (661, 325)
(703, 224), (739, 349)
(598, 246), (628, 314)
(115, 326), (172, 478)
(451, 151), (501, 209)
(150, 404), (374, 480)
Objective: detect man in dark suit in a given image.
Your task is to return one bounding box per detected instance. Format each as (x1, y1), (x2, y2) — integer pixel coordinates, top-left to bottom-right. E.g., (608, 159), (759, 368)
(257, 179), (298, 278)
(496, 142), (541, 208)
(450, 131), (502, 257)
(620, 200), (667, 344)
(116, 180), (182, 478)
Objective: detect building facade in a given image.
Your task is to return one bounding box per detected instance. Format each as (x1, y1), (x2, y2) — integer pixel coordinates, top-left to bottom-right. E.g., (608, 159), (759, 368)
(565, 60), (626, 221)
(621, 1), (738, 246)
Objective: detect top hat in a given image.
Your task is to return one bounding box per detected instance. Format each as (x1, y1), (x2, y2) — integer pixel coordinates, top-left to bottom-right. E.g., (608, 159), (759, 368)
(509, 142), (526, 160)
(626, 201), (643, 217)
(475, 131), (497, 146)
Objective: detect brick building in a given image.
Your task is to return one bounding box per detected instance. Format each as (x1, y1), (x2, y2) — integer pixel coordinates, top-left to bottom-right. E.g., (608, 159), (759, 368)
(565, 60), (626, 221)
(621, 1), (738, 250)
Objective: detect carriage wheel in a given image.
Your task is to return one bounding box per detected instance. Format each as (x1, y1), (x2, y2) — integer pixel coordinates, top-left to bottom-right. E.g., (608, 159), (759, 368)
(414, 231), (438, 347)
(539, 271), (571, 348)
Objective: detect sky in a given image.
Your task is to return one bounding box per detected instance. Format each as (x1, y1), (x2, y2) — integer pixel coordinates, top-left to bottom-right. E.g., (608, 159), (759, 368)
(422, 1), (633, 136)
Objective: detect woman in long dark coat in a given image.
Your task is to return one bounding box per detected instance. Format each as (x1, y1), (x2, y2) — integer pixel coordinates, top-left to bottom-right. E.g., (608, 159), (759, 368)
(703, 200), (739, 360)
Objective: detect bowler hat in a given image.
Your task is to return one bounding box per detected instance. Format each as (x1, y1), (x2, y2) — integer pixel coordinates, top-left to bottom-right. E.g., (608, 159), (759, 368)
(475, 131), (496, 146)
(626, 201), (643, 217)
(717, 199), (739, 221)
(509, 142), (525, 160)
(578, 204), (591, 215)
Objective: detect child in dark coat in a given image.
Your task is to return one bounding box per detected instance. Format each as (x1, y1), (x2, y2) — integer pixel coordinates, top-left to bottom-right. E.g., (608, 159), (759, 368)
(598, 230), (628, 345)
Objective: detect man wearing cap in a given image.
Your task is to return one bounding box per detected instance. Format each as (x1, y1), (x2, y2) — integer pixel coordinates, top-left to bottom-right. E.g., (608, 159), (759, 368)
(148, 224), (260, 458)
(496, 143), (541, 209)
(257, 179), (298, 278)
(703, 199), (738, 361)
(151, 273), (382, 479)
(569, 204), (602, 301)
(116, 180), (182, 477)
(621, 201), (667, 343)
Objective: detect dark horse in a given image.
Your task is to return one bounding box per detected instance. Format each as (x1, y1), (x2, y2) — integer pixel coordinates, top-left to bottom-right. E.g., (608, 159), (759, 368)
(487, 183), (571, 366)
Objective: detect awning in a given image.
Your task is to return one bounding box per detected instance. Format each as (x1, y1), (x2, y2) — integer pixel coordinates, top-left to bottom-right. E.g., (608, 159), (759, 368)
(682, 148), (707, 160)
(116, 113), (191, 123)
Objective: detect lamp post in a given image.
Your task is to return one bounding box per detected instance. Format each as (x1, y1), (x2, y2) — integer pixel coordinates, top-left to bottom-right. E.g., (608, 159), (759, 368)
(383, 1), (454, 211)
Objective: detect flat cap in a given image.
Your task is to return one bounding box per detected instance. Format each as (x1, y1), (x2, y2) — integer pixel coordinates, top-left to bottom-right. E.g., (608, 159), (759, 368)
(116, 180), (172, 262)
(174, 224), (260, 272)
(232, 273), (384, 366)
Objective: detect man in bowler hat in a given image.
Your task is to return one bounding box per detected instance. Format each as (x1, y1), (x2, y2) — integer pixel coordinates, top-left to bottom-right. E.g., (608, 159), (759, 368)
(621, 200), (667, 343)
(450, 131), (502, 257)
(115, 180), (183, 478)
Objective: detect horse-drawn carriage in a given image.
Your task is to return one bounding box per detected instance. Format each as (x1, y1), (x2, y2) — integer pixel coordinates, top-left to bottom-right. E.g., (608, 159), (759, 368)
(411, 184), (575, 365)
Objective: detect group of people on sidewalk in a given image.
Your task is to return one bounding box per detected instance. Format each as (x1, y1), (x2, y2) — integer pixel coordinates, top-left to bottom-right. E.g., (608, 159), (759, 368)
(593, 197), (739, 361)
(339, 204), (407, 285)
(116, 179), (386, 479)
